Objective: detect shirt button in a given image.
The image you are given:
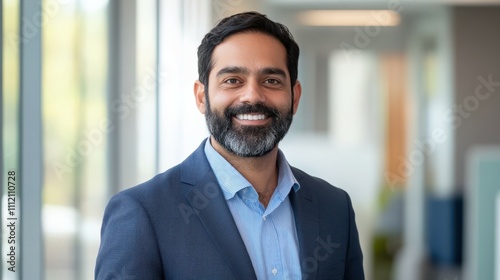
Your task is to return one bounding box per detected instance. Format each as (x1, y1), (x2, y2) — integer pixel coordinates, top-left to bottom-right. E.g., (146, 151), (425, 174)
(262, 216), (266, 221)
(272, 268), (277, 275)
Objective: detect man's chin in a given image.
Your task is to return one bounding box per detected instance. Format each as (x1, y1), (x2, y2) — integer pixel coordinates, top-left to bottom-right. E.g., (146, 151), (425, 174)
(220, 136), (276, 158)
(231, 147), (275, 158)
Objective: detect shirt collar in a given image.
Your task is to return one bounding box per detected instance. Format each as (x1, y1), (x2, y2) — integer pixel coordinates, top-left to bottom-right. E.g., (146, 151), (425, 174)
(204, 138), (300, 201)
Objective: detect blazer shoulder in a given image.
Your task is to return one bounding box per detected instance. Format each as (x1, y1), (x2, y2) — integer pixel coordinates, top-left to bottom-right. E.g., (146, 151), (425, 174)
(121, 163), (182, 195)
(107, 141), (210, 208)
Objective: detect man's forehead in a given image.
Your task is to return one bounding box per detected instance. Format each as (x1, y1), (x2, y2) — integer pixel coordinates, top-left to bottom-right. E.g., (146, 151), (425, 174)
(212, 32), (286, 57)
(209, 32), (288, 77)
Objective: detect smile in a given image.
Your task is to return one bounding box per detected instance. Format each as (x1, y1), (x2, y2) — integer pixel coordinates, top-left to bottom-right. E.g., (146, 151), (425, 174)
(235, 114), (267, 120)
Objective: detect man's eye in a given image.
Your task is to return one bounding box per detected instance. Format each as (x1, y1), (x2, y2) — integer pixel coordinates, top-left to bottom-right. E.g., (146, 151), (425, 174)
(224, 78), (240, 84)
(264, 79), (281, 85)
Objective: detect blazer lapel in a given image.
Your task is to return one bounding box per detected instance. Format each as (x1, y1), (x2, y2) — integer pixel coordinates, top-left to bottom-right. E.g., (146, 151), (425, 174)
(180, 140), (257, 280)
(290, 168), (320, 279)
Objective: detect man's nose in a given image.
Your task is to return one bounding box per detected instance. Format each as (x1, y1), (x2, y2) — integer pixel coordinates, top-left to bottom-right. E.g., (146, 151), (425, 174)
(239, 80), (265, 104)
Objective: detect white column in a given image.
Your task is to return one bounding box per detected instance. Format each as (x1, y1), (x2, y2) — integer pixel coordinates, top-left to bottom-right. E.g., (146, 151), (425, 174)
(158, 0), (211, 171)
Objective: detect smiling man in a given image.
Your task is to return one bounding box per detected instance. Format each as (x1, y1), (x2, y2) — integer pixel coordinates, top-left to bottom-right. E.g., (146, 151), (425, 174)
(96, 12), (364, 280)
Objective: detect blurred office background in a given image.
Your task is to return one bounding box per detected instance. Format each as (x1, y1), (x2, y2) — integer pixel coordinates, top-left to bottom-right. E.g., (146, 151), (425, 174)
(2, 0), (500, 279)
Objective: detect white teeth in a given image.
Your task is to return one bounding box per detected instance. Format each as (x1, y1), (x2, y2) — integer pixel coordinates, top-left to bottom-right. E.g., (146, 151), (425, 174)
(236, 114), (266, 120)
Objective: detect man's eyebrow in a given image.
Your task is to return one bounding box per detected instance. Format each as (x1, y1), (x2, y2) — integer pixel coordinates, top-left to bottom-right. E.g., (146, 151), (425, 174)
(216, 67), (287, 79)
(260, 67), (287, 78)
(216, 66), (249, 77)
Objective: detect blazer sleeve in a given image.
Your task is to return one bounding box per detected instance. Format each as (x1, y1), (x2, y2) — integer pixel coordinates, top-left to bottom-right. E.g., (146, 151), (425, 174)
(95, 192), (163, 280)
(344, 192), (365, 280)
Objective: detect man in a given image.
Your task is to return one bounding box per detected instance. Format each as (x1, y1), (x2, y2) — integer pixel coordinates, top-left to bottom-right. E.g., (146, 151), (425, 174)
(96, 11), (364, 280)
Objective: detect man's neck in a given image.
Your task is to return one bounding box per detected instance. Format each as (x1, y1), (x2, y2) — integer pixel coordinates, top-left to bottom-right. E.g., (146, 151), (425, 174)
(210, 136), (278, 208)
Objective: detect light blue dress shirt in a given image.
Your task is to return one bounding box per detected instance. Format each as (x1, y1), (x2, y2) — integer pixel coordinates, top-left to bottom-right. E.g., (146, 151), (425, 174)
(204, 139), (302, 279)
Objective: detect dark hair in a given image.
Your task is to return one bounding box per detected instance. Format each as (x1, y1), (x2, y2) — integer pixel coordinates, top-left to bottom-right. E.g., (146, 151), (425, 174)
(197, 11), (300, 88)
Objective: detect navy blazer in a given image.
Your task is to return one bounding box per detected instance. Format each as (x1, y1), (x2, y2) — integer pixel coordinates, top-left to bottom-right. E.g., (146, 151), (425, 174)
(95, 140), (364, 279)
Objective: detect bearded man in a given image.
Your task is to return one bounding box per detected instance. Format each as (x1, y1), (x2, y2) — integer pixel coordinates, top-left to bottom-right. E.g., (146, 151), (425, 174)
(96, 11), (364, 280)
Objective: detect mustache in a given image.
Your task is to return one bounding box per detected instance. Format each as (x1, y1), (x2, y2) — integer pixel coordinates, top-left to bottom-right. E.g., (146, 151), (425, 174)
(224, 103), (279, 119)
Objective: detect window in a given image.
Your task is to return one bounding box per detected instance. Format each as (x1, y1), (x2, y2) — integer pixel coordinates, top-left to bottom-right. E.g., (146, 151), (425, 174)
(42, 1), (108, 279)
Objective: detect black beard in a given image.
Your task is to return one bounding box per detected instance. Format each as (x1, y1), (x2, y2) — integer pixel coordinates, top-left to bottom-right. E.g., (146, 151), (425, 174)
(205, 102), (293, 157)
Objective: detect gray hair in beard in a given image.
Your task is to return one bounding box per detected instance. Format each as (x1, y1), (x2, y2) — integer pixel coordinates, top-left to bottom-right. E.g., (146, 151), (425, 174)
(205, 102), (293, 157)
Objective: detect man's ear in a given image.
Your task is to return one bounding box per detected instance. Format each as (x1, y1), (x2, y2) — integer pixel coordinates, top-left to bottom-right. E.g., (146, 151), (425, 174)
(194, 80), (206, 114)
(292, 80), (302, 115)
